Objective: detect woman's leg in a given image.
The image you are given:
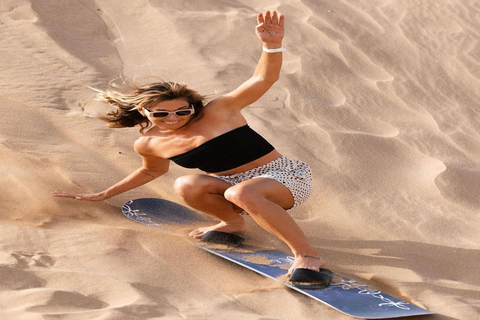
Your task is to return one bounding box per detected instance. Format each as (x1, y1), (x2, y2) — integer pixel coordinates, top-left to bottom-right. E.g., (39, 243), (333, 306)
(222, 177), (326, 275)
(174, 174), (246, 235)
(174, 174), (325, 274)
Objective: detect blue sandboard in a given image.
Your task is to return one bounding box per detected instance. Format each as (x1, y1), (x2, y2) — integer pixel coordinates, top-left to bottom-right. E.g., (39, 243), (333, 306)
(122, 198), (434, 319)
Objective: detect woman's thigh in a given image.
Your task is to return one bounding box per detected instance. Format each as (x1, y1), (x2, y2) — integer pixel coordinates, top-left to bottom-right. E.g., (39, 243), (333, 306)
(224, 177), (295, 210)
(174, 174), (233, 197)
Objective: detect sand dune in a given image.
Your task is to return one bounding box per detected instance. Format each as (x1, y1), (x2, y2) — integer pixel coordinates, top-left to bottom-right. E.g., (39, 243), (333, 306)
(1, 0), (479, 319)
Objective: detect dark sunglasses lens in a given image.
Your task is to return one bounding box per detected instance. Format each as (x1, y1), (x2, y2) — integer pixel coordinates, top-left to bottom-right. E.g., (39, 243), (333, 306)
(153, 112), (169, 117)
(175, 110), (193, 116)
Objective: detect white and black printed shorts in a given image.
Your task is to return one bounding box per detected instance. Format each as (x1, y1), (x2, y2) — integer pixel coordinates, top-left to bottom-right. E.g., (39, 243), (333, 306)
(213, 156), (312, 208)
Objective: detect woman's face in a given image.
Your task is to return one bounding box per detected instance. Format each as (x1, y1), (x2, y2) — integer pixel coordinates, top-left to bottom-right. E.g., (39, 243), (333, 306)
(142, 99), (194, 131)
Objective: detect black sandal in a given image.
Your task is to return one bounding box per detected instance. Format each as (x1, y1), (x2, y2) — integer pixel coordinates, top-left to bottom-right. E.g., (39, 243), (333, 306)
(289, 268), (333, 289)
(200, 231), (245, 247)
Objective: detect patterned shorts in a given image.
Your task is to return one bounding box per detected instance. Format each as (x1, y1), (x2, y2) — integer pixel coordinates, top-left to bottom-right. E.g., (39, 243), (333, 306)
(212, 156), (312, 208)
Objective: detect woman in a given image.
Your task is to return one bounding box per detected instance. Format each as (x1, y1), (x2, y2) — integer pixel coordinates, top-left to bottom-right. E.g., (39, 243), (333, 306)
(52, 11), (327, 283)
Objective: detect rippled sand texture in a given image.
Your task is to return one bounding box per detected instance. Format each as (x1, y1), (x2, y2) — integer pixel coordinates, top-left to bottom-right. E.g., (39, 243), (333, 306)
(1, 0), (479, 319)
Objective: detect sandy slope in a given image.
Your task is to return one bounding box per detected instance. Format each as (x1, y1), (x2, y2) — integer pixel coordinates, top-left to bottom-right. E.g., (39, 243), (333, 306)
(0, 0), (479, 319)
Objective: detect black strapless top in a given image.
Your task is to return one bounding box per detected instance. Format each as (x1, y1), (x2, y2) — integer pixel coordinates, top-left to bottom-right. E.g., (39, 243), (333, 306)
(168, 125), (274, 173)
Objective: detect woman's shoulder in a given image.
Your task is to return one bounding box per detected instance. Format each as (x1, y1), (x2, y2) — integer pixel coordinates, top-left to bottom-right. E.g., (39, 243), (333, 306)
(134, 135), (163, 156)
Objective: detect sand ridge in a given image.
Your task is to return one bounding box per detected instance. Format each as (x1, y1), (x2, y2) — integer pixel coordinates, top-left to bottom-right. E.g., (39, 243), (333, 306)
(1, 0), (479, 319)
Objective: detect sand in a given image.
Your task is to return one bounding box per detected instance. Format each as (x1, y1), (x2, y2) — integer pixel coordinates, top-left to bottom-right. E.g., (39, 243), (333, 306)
(1, 0), (479, 319)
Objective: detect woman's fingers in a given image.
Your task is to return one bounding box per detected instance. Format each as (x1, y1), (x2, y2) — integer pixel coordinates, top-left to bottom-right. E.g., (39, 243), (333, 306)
(271, 11), (278, 24)
(257, 11), (283, 26)
(257, 12), (264, 25)
(50, 191), (98, 201)
(265, 11), (271, 24)
(51, 191), (73, 198)
(278, 14), (285, 27)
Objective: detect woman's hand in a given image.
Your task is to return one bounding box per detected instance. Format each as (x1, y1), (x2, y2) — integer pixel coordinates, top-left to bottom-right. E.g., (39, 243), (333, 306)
(50, 191), (108, 201)
(256, 11), (285, 46)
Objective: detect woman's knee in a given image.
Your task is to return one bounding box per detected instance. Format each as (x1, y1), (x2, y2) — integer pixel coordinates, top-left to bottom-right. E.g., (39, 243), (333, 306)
(224, 184), (263, 208)
(174, 175), (204, 199)
(224, 179), (295, 210)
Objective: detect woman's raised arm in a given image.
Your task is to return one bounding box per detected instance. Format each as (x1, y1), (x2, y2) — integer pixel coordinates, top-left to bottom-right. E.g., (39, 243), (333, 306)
(215, 11), (285, 109)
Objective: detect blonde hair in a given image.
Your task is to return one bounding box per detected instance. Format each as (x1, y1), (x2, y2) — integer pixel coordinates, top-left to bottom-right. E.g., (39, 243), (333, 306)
(94, 81), (207, 134)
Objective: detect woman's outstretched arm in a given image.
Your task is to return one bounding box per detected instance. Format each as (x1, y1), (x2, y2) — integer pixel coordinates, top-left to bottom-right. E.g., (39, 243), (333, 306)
(51, 140), (170, 201)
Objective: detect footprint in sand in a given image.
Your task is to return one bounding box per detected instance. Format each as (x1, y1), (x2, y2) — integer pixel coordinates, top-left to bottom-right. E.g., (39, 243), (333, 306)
(25, 290), (107, 313)
(0, 251), (166, 317)
(0, 251), (55, 290)
(9, 251), (56, 268)
(0, 251), (115, 315)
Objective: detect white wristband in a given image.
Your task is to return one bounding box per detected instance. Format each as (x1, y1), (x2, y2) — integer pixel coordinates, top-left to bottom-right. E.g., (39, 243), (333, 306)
(262, 46), (286, 53)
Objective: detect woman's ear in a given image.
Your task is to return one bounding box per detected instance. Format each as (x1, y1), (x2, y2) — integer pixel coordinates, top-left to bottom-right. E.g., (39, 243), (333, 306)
(137, 107), (147, 117)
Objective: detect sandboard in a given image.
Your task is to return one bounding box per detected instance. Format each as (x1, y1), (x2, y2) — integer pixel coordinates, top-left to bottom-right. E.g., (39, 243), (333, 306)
(122, 198), (434, 319)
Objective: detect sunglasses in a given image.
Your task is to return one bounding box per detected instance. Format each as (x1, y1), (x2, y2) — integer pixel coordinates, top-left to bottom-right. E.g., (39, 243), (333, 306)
(143, 105), (195, 118)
